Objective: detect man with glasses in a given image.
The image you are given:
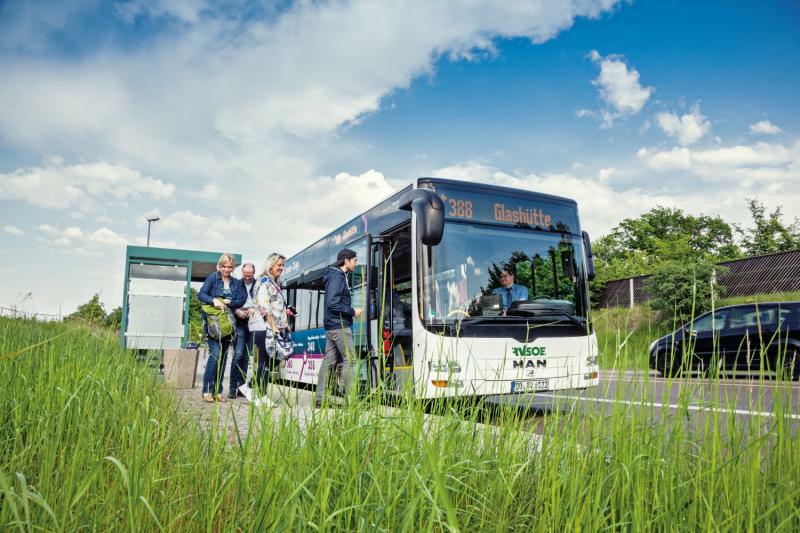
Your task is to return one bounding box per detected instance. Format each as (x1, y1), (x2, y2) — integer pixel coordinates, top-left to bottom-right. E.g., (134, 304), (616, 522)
(229, 262), (256, 398)
(492, 267), (528, 315)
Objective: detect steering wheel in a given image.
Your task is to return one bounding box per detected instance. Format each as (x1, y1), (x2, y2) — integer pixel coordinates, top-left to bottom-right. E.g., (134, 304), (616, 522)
(446, 309), (471, 319)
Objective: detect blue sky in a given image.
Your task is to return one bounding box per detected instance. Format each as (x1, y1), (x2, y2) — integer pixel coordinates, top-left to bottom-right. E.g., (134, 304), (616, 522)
(1, 0), (798, 314)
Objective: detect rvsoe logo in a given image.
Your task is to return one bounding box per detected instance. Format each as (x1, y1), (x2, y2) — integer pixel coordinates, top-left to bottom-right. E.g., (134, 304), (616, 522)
(511, 345), (547, 357)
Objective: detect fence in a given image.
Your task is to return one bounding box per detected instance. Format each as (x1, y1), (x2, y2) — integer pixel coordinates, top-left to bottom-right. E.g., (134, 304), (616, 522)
(598, 249), (800, 308)
(0, 306), (63, 322)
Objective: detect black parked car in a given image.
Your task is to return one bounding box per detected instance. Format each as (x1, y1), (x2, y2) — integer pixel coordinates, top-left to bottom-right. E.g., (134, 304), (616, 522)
(649, 302), (800, 379)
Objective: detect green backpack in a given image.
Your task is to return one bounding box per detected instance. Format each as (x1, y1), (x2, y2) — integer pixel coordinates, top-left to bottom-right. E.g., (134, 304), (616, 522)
(202, 303), (235, 340)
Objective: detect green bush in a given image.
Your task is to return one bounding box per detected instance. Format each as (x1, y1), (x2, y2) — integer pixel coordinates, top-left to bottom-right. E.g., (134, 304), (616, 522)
(646, 261), (725, 327)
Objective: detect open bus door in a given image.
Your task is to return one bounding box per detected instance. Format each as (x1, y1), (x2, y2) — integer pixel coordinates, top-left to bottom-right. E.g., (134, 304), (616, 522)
(368, 229), (414, 394)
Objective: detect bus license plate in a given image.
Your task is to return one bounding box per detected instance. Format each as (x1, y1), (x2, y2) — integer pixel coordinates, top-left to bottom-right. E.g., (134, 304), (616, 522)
(511, 379), (548, 393)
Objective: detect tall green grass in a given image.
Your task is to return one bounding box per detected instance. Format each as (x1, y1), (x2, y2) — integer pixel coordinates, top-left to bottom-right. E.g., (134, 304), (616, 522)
(2, 316), (799, 530)
(719, 290), (800, 306)
(592, 305), (664, 370)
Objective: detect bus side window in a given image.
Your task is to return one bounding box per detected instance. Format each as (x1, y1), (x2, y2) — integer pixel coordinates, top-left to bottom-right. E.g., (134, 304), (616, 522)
(296, 289), (312, 331)
(308, 291), (319, 329)
(316, 290), (325, 327)
(284, 288), (296, 331)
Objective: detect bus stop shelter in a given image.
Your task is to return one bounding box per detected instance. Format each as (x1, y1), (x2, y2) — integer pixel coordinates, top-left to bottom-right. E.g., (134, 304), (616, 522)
(120, 246), (242, 350)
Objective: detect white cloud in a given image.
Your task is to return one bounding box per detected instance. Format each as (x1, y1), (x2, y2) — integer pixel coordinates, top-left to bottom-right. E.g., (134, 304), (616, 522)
(0, 158), (175, 210)
(303, 170), (396, 225)
(749, 120), (782, 135)
(597, 167), (614, 183)
(655, 104), (711, 145)
(637, 141), (800, 185)
(185, 182), (219, 200)
(0, 2), (622, 179)
(114, 0), (208, 24)
(636, 147), (692, 171)
(35, 223), (127, 248)
(3, 225), (24, 236)
(588, 50), (654, 126)
(155, 209), (252, 250)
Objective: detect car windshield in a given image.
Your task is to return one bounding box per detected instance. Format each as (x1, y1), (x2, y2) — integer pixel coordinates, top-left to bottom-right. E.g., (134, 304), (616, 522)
(420, 222), (588, 324)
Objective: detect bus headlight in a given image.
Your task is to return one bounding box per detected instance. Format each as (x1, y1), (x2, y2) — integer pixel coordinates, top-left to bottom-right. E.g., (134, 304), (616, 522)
(585, 356), (598, 366)
(428, 361), (462, 373)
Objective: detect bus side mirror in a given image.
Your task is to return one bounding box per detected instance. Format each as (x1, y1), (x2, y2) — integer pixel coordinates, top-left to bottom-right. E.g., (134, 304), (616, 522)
(582, 230), (596, 281)
(400, 189), (444, 246)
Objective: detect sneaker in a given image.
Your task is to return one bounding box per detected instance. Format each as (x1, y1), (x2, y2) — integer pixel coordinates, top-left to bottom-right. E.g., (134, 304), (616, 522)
(216, 395), (227, 403)
(252, 396), (277, 409)
(202, 393), (214, 403)
(238, 384), (254, 402)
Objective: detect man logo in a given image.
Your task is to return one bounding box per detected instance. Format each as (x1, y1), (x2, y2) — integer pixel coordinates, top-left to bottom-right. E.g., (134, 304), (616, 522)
(512, 359), (546, 369)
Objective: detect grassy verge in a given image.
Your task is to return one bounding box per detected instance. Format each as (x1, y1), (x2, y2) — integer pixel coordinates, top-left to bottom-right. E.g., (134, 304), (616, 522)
(2, 317), (799, 530)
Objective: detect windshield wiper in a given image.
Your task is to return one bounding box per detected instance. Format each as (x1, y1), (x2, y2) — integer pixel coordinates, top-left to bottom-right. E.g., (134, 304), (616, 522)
(458, 316), (529, 326)
(506, 307), (587, 329)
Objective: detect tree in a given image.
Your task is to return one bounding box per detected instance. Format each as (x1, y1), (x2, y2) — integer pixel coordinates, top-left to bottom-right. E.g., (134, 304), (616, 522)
(738, 198), (800, 255)
(65, 293), (107, 327)
(187, 288), (205, 343)
(646, 261), (725, 327)
(106, 306), (123, 330)
(598, 206), (740, 267)
(590, 206), (741, 306)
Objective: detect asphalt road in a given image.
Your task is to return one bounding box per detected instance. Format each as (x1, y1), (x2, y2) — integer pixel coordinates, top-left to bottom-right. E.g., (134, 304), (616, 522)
(491, 371), (800, 434)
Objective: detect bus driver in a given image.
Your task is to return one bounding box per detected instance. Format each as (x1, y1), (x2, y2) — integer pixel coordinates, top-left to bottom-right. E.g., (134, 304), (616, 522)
(492, 267), (528, 315)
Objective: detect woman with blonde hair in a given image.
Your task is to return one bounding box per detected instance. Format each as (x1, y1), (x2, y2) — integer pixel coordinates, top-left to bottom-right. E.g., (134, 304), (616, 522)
(198, 253), (245, 402)
(248, 253), (292, 407)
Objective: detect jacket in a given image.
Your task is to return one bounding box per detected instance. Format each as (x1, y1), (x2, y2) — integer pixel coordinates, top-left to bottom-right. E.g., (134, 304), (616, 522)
(248, 275), (288, 335)
(198, 272), (246, 334)
(323, 265), (355, 331)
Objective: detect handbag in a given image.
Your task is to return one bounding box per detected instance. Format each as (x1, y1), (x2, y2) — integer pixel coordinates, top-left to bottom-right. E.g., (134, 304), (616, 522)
(266, 312), (294, 361)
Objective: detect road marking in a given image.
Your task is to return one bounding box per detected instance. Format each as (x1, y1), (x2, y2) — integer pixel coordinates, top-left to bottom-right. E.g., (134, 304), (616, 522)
(536, 393), (800, 420)
(602, 374), (800, 390)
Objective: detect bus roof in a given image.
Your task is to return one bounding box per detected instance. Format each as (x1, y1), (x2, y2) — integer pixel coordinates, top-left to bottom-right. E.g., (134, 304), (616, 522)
(418, 177), (577, 206)
(283, 177), (582, 283)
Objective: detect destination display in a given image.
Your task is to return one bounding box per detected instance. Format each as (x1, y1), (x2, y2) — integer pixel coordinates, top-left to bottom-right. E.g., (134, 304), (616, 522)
(427, 184), (579, 232)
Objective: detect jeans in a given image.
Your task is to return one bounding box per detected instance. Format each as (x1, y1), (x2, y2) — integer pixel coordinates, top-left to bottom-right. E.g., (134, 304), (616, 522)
(315, 328), (356, 403)
(252, 330), (278, 395)
(203, 335), (233, 395)
(229, 329), (253, 395)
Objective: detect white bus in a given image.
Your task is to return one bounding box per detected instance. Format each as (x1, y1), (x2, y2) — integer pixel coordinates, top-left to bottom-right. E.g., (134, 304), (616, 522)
(279, 178), (599, 399)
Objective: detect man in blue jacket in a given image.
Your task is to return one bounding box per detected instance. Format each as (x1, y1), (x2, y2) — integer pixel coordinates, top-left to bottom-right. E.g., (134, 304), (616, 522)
(315, 247), (362, 407)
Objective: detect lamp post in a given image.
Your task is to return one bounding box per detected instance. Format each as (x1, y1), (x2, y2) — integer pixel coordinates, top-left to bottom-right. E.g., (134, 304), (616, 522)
(146, 216), (160, 247)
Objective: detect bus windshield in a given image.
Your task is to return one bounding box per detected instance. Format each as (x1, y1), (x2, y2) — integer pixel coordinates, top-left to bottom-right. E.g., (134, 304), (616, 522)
(421, 222), (588, 325)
